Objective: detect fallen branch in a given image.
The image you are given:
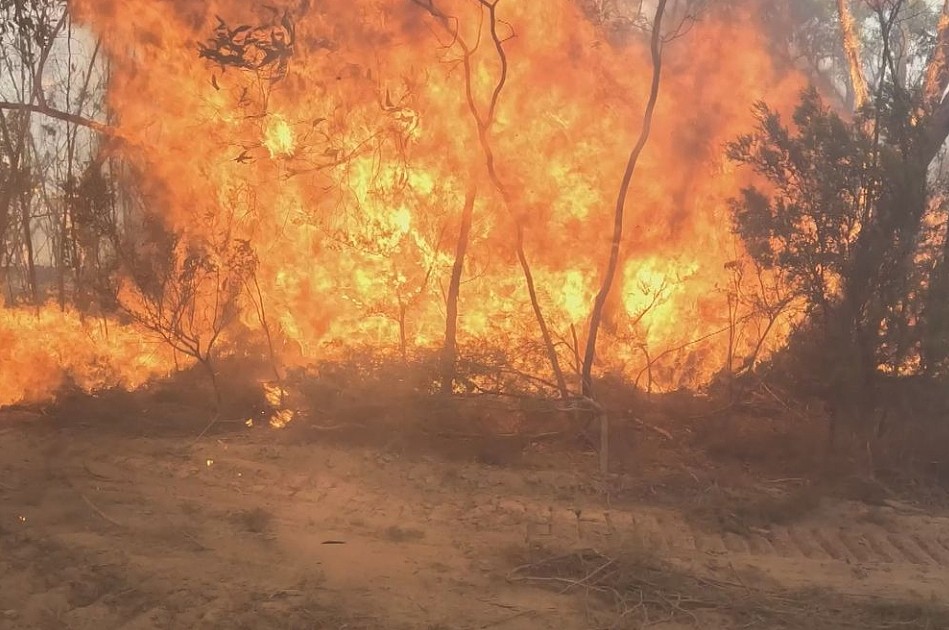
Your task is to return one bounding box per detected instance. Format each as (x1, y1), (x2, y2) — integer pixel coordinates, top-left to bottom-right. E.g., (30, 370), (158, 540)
(508, 548), (949, 629)
(479, 609), (540, 629)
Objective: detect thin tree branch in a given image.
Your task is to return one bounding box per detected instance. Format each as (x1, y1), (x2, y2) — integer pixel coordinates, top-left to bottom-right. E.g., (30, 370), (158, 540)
(0, 101), (114, 136)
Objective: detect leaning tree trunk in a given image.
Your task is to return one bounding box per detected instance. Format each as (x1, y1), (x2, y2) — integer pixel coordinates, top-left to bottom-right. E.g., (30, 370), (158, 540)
(580, 0), (668, 475)
(473, 1), (568, 399)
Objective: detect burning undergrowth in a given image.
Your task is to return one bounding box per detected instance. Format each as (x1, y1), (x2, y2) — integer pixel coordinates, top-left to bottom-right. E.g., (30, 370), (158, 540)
(0, 0), (811, 411)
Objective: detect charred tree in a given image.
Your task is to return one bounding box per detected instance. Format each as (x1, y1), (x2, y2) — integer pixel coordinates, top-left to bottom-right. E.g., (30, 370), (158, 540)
(442, 182), (476, 394)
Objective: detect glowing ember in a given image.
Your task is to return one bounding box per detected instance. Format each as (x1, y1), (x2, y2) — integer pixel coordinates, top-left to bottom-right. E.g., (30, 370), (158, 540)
(264, 382), (294, 428)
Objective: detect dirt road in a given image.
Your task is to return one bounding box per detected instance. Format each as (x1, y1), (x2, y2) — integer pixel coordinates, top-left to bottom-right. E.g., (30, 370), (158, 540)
(1, 410), (947, 629)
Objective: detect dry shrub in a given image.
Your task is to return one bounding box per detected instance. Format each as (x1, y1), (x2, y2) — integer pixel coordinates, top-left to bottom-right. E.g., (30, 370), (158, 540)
(689, 409), (829, 475)
(231, 507), (274, 534)
(687, 484), (823, 535)
(288, 350), (573, 435)
(289, 349), (440, 422)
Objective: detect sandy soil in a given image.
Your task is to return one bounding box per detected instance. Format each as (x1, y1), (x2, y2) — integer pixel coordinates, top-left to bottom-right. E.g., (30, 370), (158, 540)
(1, 404), (948, 629)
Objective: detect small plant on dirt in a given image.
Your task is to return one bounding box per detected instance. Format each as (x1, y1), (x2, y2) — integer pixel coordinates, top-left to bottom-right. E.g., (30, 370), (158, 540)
(689, 485), (823, 536)
(231, 507), (273, 534)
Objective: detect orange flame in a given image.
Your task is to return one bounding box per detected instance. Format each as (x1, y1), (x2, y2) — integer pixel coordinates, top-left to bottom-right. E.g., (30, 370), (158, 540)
(0, 305), (173, 406)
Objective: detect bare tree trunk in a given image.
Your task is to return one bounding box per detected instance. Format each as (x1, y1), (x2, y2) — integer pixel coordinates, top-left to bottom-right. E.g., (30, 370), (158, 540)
(398, 295), (408, 364)
(467, 1), (568, 398)
(57, 15), (77, 311)
(513, 221), (568, 397)
(193, 356), (223, 442)
(836, 0), (870, 111)
(442, 182), (476, 394)
(581, 0), (668, 398)
(249, 274), (283, 386)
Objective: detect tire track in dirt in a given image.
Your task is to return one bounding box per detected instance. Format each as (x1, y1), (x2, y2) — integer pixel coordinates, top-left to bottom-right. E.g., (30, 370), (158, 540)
(77, 442), (949, 571)
(527, 504), (949, 568)
(692, 522), (948, 566)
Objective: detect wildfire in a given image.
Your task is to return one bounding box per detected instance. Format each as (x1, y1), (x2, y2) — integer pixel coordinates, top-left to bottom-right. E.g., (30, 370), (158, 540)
(0, 0), (808, 410)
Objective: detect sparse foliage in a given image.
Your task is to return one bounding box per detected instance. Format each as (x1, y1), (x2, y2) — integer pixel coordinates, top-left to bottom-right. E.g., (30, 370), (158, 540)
(198, 10), (296, 83)
(115, 218), (257, 414)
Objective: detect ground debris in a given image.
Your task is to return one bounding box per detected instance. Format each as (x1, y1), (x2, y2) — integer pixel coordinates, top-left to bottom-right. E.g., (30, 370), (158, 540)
(508, 547), (949, 629)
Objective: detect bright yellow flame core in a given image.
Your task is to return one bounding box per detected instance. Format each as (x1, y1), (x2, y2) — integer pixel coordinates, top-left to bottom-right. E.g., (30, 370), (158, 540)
(263, 115), (295, 157)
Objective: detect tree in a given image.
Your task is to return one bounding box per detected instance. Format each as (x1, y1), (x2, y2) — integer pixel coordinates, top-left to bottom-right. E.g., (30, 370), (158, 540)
(412, 0), (569, 398)
(728, 0), (949, 445)
(581, 0), (670, 399)
(727, 89), (876, 321)
(0, 0), (114, 311)
(0, 0), (67, 304)
(442, 182), (476, 393)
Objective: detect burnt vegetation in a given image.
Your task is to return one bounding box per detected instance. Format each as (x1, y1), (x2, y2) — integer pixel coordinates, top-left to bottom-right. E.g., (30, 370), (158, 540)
(198, 10), (296, 83)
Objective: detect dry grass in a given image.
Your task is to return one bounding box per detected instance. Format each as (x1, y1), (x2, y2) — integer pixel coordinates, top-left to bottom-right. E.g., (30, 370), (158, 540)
(688, 485), (824, 535)
(383, 525), (426, 542)
(508, 548), (949, 629)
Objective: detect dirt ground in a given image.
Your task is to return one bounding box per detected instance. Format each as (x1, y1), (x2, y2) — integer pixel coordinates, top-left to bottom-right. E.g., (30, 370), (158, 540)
(2, 389), (949, 629)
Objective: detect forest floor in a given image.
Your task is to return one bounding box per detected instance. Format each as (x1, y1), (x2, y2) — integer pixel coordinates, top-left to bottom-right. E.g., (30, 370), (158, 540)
(2, 381), (949, 629)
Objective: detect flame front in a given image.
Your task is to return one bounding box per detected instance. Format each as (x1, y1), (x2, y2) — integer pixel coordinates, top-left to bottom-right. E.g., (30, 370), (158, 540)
(1, 0), (806, 407)
(0, 306), (172, 405)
